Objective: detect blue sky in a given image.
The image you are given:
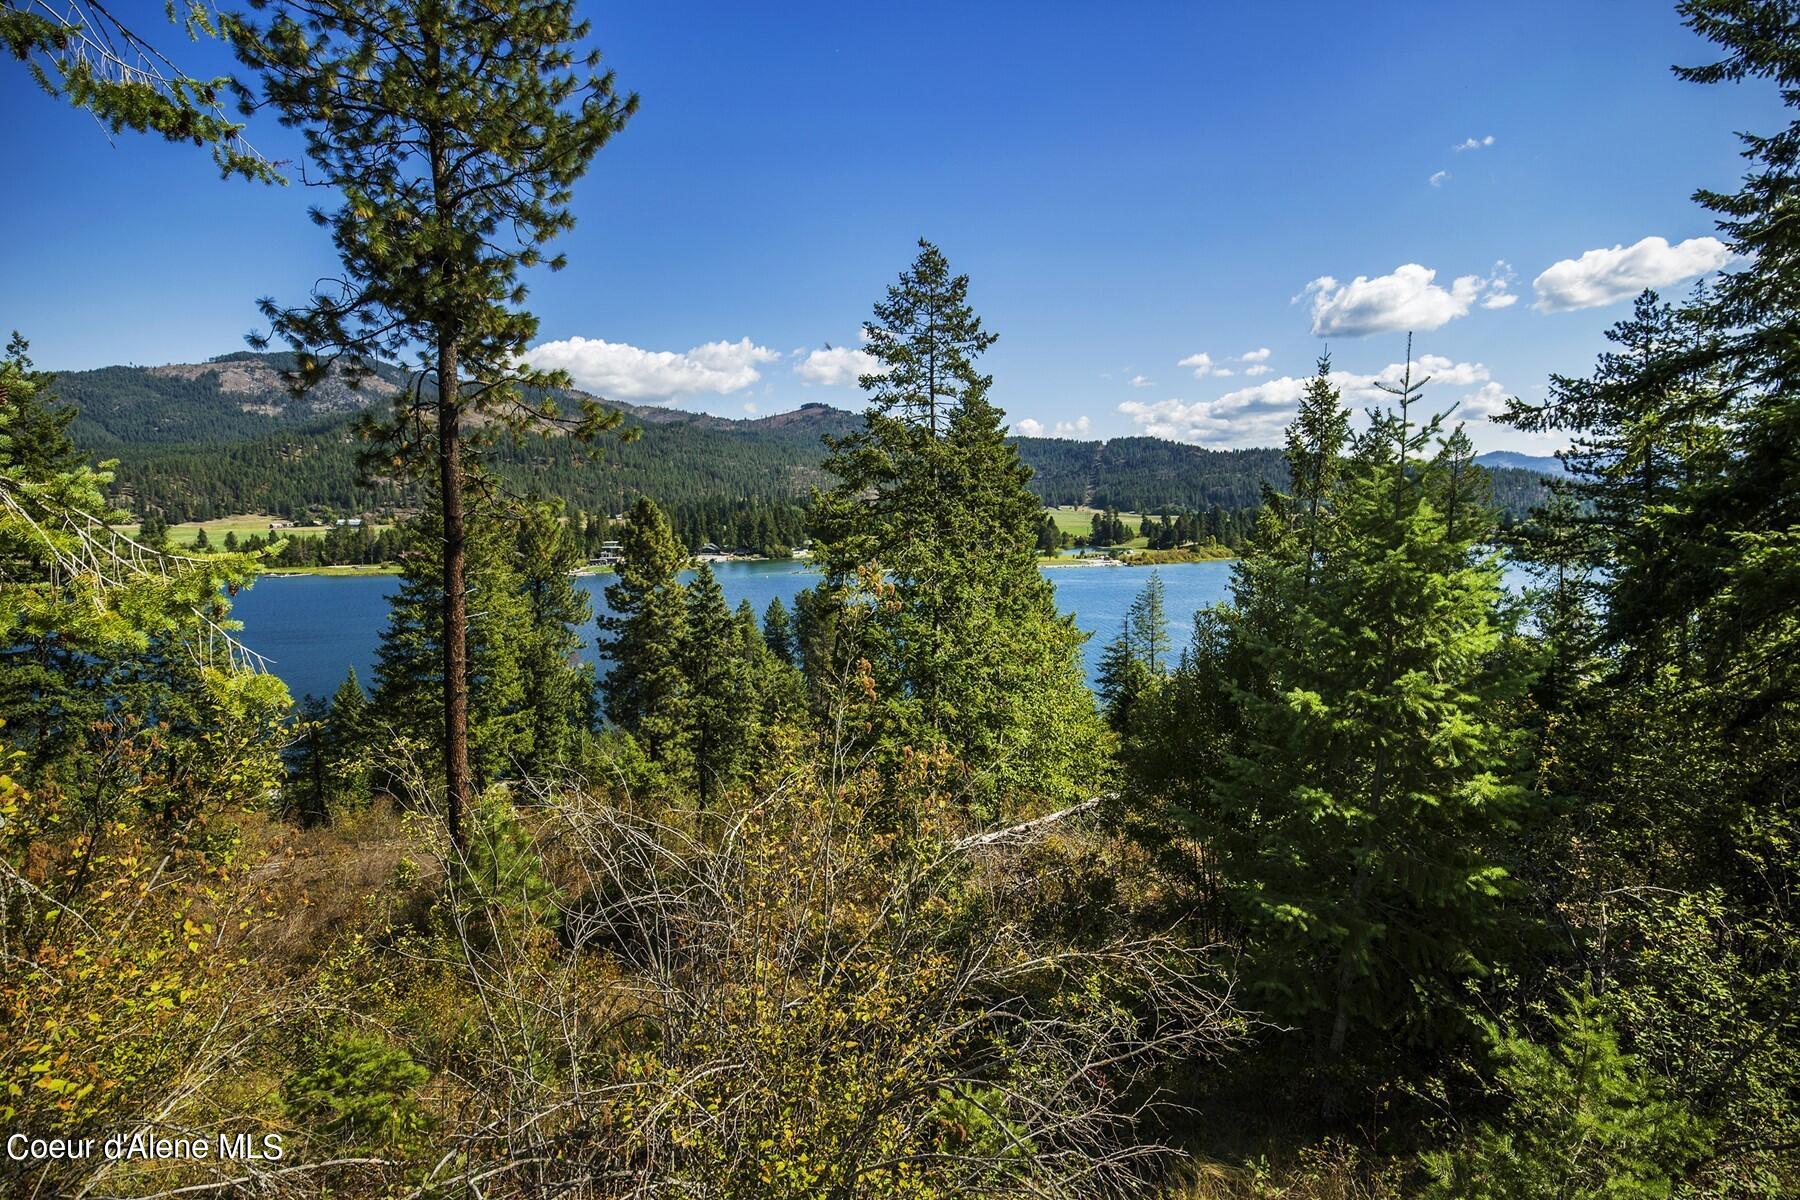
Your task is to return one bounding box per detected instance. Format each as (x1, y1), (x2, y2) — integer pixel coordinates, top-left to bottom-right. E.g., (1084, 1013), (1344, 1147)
(2, 1), (1784, 452)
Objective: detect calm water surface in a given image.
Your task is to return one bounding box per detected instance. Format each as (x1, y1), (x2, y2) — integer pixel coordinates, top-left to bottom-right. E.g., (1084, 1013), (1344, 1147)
(229, 560), (1240, 701)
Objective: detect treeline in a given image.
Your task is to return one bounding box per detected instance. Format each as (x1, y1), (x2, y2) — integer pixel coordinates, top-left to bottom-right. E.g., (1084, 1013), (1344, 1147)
(72, 361), (1552, 538)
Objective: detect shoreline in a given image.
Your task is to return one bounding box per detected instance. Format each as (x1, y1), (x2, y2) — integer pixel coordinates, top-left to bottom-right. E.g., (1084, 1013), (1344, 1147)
(260, 552), (1236, 579)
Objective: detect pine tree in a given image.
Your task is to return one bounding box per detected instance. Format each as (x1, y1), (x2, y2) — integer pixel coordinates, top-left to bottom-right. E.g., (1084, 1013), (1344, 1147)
(326, 666), (370, 804)
(598, 498), (689, 764)
(740, 598), (803, 728)
(3, 1), (276, 180)
(678, 566), (755, 805)
(1498, 291), (1721, 677)
(1125, 569), (1170, 675)
(762, 596), (797, 666)
(0, 335), (286, 792)
(372, 503), (529, 794)
(1095, 629), (1150, 734)
(1137, 348), (1529, 1071)
(1286, 354), (1351, 591)
(227, 0), (636, 848)
(811, 241), (1106, 816)
(287, 694), (332, 827)
(513, 500), (595, 779)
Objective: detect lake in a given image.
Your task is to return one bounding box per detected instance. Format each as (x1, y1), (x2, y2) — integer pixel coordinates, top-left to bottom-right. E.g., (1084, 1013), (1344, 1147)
(228, 560), (1242, 700)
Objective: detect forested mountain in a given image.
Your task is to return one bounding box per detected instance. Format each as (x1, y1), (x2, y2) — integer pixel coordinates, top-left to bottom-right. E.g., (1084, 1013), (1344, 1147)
(57, 352), (1553, 524)
(1475, 449), (1568, 476)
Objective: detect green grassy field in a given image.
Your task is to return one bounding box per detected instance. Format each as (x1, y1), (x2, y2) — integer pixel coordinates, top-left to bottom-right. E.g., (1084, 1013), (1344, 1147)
(120, 515), (393, 547)
(1042, 506), (1151, 548)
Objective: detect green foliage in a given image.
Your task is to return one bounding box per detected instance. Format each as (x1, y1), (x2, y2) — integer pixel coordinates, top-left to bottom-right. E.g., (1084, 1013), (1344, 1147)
(1421, 992), (1711, 1200)
(762, 596), (798, 666)
(682, 565), (756, 805)
(458, 790), (555, 926)
(599, 498), (691, 766)
(369, 501), (592, 796)
(1129, 354), (1532, 1066)
(810, 241), (1107, 817)
(1096, 572), (1170, 733)
(2, 0), (276, 181)
(1087, 506), (1135, 546)
(513, 501), (597, 779)
(283, 1030), (429, 1146)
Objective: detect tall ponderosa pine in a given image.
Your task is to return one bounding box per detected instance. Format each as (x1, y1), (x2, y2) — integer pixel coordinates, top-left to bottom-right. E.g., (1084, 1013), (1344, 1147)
(372, 503), (529, 792)
(227, 0), (635, 847)
(811, 241), (1105, 815)
(598, 498), (689, 764)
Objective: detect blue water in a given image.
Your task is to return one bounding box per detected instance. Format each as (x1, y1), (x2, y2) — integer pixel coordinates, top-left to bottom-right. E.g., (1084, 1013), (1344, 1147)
(229, 558), (1534, 701)
(228, 560), (1239, 701)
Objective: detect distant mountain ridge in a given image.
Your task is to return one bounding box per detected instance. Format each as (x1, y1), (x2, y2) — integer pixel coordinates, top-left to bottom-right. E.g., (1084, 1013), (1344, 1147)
(1474, 450), (1567, 477)
(48, 352), (1553, 523)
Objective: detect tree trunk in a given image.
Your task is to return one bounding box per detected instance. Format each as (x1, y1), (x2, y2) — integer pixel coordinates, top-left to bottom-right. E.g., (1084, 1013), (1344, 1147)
(438, 339), (470, 853)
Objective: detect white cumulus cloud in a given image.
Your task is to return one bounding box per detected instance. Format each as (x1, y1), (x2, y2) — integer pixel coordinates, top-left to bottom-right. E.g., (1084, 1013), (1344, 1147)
(1531, 235), (1734, 312)
(1178, 352), (1219, 378)
(1129, 374), (1153, 388)
(1429, 170), (1450, 188)
(795, 344), (885, 387)
(1244, 364), (1272, 377)
(1300, 262), (1516, 337)
(1118, 354), (1509, 448)
(1013, 414), (1091, 439)
(1453, 135), (1496, 151)
(525, 336), (779, 402)
(1241, 347), (1271, 362)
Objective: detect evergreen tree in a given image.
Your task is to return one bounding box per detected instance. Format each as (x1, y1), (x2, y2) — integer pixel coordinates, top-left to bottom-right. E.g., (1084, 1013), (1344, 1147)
(371, 504), (529, 794)
(1125, 569), (1170, 675)
(326, 666), (371, 804)
(811, 240), (1106, 815)
(1286, 354), (1351, 591)
(1499, 291), (1721, 677)
(227, 0), (636, 848)
(740, 597), (803, 728)
(3, 0), (275, 180)
(286, 695), (332, 827)
(513, 500), (595, 779)
(678, 567), (756, 806)
(1422, 993), (1711, 1200)
(1132, 350), (1530, 1074)
(138, 511), (169, 550)
(761, 596), (797, 666)
(1095, 628), (1150, 734)
(598, 498), (689, 764)
(0, 335), (287, 800)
